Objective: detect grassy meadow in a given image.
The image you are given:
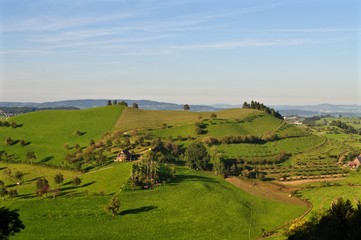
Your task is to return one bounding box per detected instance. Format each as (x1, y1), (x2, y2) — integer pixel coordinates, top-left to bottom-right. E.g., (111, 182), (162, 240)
(0, 105), (123, 166)
(3, 166), (306, 240)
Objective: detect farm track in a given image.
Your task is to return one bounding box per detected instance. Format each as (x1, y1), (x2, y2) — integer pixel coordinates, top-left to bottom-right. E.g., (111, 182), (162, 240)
(226, 176), (307, 206)
(226, 176), (313, 239)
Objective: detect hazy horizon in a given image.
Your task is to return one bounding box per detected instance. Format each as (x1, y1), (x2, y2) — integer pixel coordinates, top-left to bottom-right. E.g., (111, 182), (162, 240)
(0, 98), (360, 107)
(1, 0), (360, 105)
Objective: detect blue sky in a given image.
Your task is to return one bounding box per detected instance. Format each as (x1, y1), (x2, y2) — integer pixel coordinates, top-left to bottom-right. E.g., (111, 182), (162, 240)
(0, 0), (360, 105)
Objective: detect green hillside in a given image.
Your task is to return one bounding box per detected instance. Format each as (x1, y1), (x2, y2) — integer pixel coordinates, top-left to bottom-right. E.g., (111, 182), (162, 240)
(0, 105), (123, 166)
(1, 106), (357, 239)
(115, 107), (259, 131)
(3, 165), (305, 240)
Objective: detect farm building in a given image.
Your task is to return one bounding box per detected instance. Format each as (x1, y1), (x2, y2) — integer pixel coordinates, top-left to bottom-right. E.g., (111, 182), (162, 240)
(115, 149), (132, 162)
(348, 156), (361, 169)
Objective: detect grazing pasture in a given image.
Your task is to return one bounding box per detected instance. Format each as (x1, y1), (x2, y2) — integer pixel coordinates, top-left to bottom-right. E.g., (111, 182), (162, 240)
(0, 105), (123, 166)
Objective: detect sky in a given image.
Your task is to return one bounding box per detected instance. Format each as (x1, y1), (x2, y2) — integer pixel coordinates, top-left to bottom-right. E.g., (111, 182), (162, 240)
(0, 0), (360, 105)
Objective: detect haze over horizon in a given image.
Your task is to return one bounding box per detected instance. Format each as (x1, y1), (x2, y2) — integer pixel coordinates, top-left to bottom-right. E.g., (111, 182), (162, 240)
(1, 0), (360, 105)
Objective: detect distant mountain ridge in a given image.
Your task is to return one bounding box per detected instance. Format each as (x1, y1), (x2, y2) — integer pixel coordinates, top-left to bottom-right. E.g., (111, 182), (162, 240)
(273, 104), (361, 117)
(0, 99), (222, 112)
(0, 100), (360, 116)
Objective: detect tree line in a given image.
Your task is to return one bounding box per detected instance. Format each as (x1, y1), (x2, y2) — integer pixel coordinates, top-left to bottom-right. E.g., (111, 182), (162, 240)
(330, 120), (361, 135)
(287, 198), (361, 240)
(106, 100), (138, 108)
(242, 100), (283, 119)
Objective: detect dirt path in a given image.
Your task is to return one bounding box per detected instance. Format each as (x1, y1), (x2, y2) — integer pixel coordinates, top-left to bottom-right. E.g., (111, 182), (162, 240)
(226, 176), (307, 206)
(278, 177), (345, 186)
(226, 177), (313, 239)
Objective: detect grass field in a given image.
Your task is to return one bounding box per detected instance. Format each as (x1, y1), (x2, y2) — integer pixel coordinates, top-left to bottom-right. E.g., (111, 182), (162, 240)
(115, 107), (259, 131)
(0, 161), (132, 197)
(0, 105), (123, 165)
(3, 166), (306, 240)
(216, 135), (325, 159)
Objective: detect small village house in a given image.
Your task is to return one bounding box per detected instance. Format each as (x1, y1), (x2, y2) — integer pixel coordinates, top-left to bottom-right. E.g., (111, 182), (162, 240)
(115, 149), (132, 162)
(348, 155), (361, 169)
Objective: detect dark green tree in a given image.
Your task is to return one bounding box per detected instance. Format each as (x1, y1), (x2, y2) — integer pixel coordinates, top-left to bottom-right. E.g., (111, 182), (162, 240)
(26, 151), (36, 164)
(14, 171), (24, 184)
(132, 102), (139, 108)
(36, 178), (49, 197)
(0, 185), (7, 199)
(113, 99), (118, 105)
(107, 100), (112, 106)
(185, 142), (210, 170)
(0, 207), (25, 239)
(183, 104), (190, 110)
(106, 196), (120, 216)
(54, 173), (64, 187)
(119, 101), (128, 107)
(287, 198), (361, 240)
(6, 138), (13, 146)
(8, 189), (18, 198)
(72, 176), (81, 186)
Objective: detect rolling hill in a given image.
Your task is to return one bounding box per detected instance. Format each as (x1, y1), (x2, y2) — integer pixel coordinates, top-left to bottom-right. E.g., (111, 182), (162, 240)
(0, 105), (124, 166)
(1, 105), (356, 239)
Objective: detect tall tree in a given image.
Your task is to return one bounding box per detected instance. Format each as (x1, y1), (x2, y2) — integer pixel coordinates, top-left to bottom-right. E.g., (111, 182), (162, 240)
(26, 151), (36, 164)
(6, 137), (13, 146)
(0, 207), (25, 239)
(183, 104), (190, 111)
(106, 196), (121, 216)
(107, 100), (112, 106)
(54, 173), (64, 187)
(14, 171), (24, 184)
(132, 102), (139, 108)
(36, 178), (49, 197)
(72, 176), (82, 187)
(185, 142), (210, 170)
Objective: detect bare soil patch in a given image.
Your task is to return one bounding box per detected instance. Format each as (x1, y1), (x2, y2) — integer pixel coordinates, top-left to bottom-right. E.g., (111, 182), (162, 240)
(278, 177), (345, 186)
(226, 176), (307, 207)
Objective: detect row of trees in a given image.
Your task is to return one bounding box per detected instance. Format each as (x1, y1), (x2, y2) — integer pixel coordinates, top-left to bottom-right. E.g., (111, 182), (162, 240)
(35, 175), (81, 197)
(242, 100), (283, 119)
(106, 100), (138, 108)
(5, 137), (29, 147)
(0, 121), (18, 128)
(202, 134), (280, 146)
(330, 120), (361, 135)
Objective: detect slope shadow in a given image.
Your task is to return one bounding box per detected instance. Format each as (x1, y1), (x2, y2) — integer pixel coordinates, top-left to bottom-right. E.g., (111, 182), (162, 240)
(120, 206), (158, 216)
(39, 155), (53, 163)
(61, 181), (95, 191)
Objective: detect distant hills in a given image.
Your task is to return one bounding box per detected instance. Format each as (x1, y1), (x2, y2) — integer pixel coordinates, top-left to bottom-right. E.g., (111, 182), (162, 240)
(273, 104), (361, 117)
(0, 99), (222, 112)
(0, 99), (360, 116)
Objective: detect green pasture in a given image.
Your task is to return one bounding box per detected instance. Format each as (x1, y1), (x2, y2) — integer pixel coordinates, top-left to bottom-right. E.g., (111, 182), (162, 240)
(301, 184), (361, 214)
(217, 135), (325, 159)
(0, 105), (123, 165)
(115, 107), (259, 132)
(3, 166), (305, 240)
(0, 161), (132, 197)
(316, 117), (361, 129)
